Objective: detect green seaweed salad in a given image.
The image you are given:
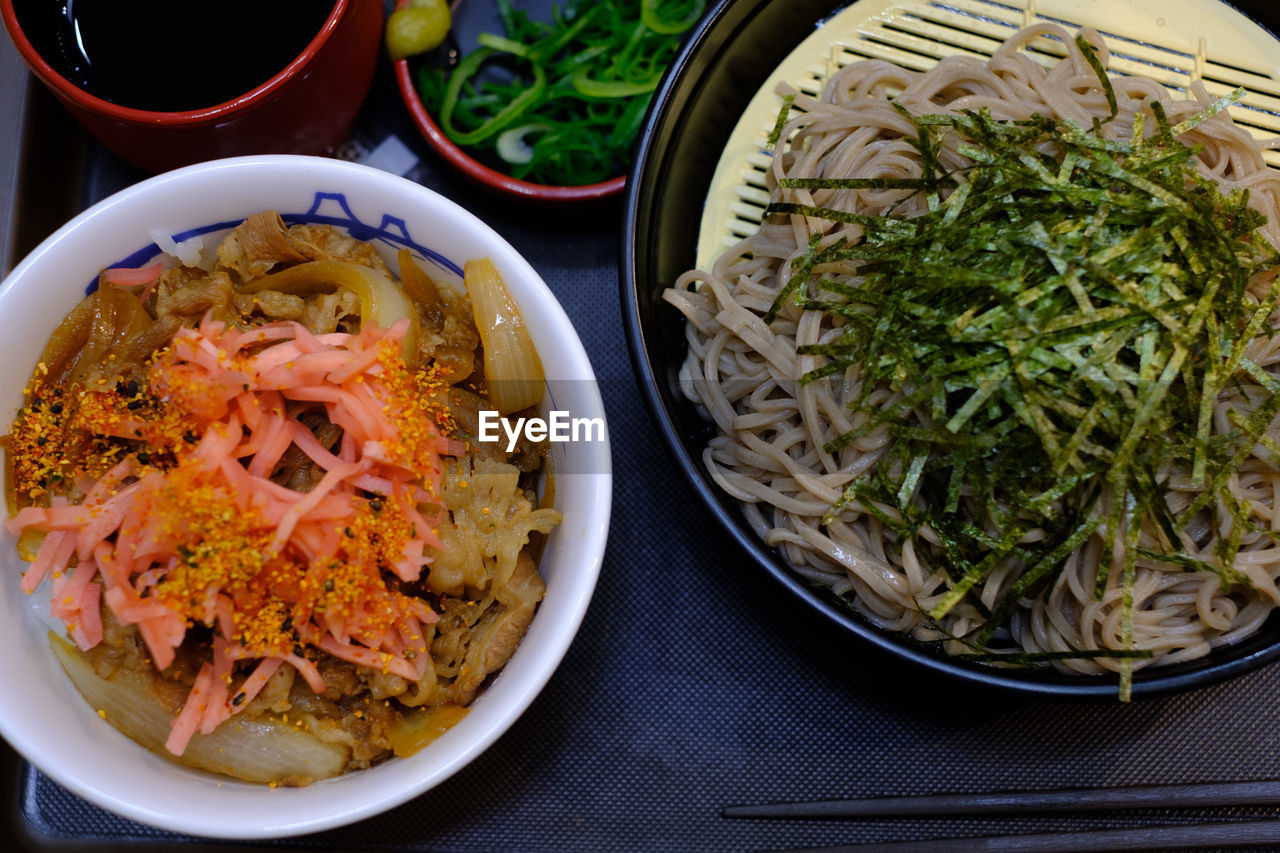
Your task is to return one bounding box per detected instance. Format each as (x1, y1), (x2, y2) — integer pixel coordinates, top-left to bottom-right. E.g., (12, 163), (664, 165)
(413, 0), (704, 186)
(766, 37), (1280, 697)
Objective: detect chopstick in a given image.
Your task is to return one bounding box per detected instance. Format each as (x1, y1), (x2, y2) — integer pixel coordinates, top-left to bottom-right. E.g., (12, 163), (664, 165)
(757, 819), (1280, 852)
(723, 779), (1280, 819)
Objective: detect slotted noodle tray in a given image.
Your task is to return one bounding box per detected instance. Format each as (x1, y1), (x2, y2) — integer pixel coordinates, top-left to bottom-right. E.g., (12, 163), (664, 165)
(696, 0), (1280, 270)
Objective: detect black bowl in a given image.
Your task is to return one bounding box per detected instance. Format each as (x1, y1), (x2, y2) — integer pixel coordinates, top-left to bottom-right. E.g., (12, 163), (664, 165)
(620, 0), (1280, 698)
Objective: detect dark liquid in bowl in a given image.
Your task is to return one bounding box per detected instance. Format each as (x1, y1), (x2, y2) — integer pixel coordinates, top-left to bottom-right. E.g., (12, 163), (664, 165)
(12, 0), (337, 112)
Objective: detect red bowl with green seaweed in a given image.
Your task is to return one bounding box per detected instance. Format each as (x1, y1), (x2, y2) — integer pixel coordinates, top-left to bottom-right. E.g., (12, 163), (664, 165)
(393, 0), (705, 202)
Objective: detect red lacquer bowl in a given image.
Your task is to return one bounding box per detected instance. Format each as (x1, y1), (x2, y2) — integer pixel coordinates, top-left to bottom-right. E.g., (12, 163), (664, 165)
(0, 0), (384, 174)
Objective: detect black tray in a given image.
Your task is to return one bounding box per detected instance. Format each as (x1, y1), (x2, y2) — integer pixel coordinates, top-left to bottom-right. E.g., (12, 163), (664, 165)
(5, 2), (1280, 850)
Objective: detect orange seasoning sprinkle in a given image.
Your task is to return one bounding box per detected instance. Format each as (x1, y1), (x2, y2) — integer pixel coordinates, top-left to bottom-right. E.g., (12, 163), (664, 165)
(375, 341), (461, 482)
(8, 386), (71, 501)
(9, 375), (198, 501)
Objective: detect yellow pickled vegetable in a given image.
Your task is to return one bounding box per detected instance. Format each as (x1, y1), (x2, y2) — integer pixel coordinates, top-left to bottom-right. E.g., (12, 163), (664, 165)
(464, 258), (544, 414)
(386, 0), (452, 60)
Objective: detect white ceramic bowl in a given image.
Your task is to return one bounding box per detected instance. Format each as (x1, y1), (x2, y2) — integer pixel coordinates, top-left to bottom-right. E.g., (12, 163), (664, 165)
(0, 155), (611, 838)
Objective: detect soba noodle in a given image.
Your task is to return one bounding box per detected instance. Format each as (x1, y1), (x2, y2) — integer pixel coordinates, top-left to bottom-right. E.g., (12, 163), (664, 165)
(664, 24), (1280, 681)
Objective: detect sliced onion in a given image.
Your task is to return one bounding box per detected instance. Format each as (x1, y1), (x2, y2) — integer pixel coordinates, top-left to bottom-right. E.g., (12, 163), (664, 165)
(49, 634), (350, 785)
(150, 227), (207, 269)
(16, 528), (43, 561)
(496, 123), (550, 165)
(397, 248), (447, 325)
(464, 258), (544, 414)
(240, 260), (421, 366)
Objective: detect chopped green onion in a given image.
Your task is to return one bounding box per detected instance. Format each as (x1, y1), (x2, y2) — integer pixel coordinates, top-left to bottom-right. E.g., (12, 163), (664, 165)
(641, 0), (706, 35)
(476, 31), (532, 57)
(571, 68), (661, 98)
(440, 48), (547, 146)
(413, 0), (702, 186)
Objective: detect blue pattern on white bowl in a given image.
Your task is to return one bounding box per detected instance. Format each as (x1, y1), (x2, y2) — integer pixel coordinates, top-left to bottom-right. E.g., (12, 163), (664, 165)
(98, 190), (463, 291)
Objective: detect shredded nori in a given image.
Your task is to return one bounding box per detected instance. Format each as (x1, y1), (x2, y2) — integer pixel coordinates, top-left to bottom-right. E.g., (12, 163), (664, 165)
(765, 37), (1280, 697)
